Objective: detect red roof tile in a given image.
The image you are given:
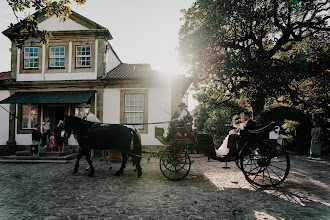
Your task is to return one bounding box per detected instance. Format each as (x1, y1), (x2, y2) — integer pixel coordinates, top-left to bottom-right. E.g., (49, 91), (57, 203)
(105, 63), (162, 79)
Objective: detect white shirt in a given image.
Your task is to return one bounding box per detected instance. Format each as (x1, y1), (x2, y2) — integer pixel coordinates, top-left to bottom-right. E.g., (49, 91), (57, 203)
(178, 108), (189, 122)
(238, 121), (247, 131)
(85, 112), (100, 123)
(43, 122), (50, 131)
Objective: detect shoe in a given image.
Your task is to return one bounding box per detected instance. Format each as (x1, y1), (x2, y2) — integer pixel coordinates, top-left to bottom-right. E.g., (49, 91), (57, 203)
(315, 157), (322, 161)
(44, 145), (47, 148)
(307, 156), (312, 160)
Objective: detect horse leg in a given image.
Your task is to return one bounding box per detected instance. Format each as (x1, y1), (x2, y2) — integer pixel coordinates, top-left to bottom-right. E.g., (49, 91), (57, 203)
(133, 156), (142, 178)
(115, 152), (128, 176)
(73, 149), (83, 174)
(84, 148), (95, 177)
(85, 149), (94, 171)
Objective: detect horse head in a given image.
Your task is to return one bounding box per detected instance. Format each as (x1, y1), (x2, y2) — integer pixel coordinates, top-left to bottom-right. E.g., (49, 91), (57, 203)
(64, 116), (79, 137)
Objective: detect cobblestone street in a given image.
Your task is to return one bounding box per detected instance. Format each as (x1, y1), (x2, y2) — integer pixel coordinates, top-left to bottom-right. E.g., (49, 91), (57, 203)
(0, 153), (329, 220)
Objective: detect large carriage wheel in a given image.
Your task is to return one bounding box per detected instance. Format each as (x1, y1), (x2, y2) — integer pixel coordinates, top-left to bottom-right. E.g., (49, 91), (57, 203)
(160, 143), (191, 181)
(240, 142), (290, 187)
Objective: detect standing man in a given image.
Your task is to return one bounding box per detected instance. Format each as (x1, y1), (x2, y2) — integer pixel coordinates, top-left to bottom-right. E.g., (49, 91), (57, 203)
(83, 107), (100, 123)
(32, 124), (42, 157)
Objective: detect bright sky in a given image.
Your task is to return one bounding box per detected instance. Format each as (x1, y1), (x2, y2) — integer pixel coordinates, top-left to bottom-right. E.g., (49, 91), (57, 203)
(0, 0), (195, 75)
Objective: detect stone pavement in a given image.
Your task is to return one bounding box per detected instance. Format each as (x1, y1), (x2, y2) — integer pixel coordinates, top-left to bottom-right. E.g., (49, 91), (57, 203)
(0, 153), (329, 220)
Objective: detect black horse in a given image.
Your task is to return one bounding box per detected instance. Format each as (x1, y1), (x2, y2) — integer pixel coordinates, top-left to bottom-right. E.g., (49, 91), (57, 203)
(64, 116), (142, 177)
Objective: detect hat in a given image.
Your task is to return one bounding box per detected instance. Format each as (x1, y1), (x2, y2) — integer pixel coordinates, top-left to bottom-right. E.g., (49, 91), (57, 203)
(178, 103), (188, 107)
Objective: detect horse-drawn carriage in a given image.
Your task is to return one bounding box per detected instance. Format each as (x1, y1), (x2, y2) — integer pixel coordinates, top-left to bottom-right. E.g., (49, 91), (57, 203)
(158, 123), (290, 188)
(64, 116), (290, 188)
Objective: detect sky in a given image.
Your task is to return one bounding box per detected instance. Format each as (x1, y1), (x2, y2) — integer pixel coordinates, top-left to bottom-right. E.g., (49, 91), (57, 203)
(0, 0), (195, 75)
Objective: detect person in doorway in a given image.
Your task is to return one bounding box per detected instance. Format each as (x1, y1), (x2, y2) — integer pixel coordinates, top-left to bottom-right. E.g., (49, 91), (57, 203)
(42, 117), (51, 148)
(308, 121), (322, 160)
(56, 120), (65, 152)
(49, 131), (56, 152)
(32, 124), (42, 157)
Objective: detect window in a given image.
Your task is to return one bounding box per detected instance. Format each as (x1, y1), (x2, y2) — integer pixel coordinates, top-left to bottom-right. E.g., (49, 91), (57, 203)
(49, 46), (65, 68)
(124, 94), (145, 129)
(76, 45), (91, 67)
(22, 104), (38, 129)
(24, 47), (39, 69)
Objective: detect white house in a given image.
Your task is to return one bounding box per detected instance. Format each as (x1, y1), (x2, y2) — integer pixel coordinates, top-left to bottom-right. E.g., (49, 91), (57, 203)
(0, 9), (191, 155)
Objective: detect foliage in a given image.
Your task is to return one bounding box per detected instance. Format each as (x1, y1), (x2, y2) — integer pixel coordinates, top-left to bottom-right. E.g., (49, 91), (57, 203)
(193, 81), (247, 143)
(6, 0), (86, 48)
(179, 0), (330, 116)
(282, 119), (300, 133)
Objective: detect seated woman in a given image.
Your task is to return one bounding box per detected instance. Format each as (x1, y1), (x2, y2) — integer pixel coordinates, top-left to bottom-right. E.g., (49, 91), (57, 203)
(215, 112), (250, 157)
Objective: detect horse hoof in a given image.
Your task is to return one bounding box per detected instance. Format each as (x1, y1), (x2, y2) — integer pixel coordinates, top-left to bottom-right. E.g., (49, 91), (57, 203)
(133, 169), (136, 172)
(73, 170), (78, 174)
(109, 166), (112, 170)
(137, 170), (142, 178)
(115, 171), (122, 176)
(85, 168), (90, 172)
(88, 171), (95, 177)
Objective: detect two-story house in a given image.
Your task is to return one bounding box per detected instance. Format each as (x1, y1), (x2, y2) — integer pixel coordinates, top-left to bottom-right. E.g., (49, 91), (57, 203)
(0, 9), (191, 155)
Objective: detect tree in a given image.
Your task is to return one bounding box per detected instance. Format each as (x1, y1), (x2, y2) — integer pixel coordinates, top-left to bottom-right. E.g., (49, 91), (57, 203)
(179, 0), (330, 116)
(193, 77), (247, 143)
(6, 0), (86, 48)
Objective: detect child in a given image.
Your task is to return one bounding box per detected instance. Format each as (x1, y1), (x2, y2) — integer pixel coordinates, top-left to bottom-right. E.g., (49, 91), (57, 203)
(49, 131), (56, 152)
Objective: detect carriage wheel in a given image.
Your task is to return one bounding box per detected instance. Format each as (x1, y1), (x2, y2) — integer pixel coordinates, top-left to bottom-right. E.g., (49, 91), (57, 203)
(235, 158), (241, 170)
(240, 142), (290, 187)
(160, 144), (191, 181)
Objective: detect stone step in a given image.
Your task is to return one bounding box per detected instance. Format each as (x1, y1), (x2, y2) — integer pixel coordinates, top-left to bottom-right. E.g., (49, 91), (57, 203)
(16, 149), (73, 157)
(0, 153), (78, 162)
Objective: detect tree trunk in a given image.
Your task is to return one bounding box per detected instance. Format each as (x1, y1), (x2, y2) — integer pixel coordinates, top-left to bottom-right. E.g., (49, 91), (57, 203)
(250, 96), (266, 119)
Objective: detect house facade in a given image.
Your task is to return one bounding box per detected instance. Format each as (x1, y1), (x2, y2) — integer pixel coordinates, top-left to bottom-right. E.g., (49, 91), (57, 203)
(0, 10), (191, 155)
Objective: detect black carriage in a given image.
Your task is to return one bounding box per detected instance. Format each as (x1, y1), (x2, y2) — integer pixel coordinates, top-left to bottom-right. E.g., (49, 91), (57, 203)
(158, 123), (290, 188)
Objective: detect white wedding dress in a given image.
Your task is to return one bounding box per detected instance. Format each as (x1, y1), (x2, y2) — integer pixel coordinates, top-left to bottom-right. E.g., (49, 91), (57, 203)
(215, 130), (237, 157)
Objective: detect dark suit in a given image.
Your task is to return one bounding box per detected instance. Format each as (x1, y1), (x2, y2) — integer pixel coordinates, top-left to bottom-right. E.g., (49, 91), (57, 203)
(227, 119), (256, 156)
(244, 120), (256, 130)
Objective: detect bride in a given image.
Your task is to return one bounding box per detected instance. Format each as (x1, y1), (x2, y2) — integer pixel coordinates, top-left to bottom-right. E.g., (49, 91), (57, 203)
(216, 113), (247, 157)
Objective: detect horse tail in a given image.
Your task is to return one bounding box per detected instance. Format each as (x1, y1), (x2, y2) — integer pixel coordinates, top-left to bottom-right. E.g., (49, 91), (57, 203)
(128, 128), (142, 164)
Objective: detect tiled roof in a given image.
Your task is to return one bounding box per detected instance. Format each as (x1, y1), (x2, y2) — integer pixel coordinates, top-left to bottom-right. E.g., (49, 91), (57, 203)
(0, 71), (11, 81)
(105, 63), (162, 79)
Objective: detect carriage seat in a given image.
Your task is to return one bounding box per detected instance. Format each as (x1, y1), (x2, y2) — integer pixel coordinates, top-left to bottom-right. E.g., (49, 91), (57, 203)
(246, 123), (279, 134)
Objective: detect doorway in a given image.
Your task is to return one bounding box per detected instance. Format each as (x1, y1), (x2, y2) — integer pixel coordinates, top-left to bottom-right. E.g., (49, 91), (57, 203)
(46, 104), (65, 132)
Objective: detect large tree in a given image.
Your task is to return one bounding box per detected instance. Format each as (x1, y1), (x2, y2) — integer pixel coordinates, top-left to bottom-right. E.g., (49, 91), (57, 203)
(179, 0), (330, 116)
(6, 0), (86, 48)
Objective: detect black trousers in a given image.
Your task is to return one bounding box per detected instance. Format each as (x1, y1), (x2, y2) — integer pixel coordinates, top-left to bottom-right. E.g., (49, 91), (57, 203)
(227, 134), (239, 155)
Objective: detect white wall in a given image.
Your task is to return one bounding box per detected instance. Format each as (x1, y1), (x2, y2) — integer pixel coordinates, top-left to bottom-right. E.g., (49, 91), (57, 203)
(142, 88), (171, 145)
(102, 88), (171, 146)
(17, 72), (98, 81)
(0, 91), (10, 145)
(105, 48), (121, 74)
(103, 88), (121, 124)
(38, 16), (88, 31)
